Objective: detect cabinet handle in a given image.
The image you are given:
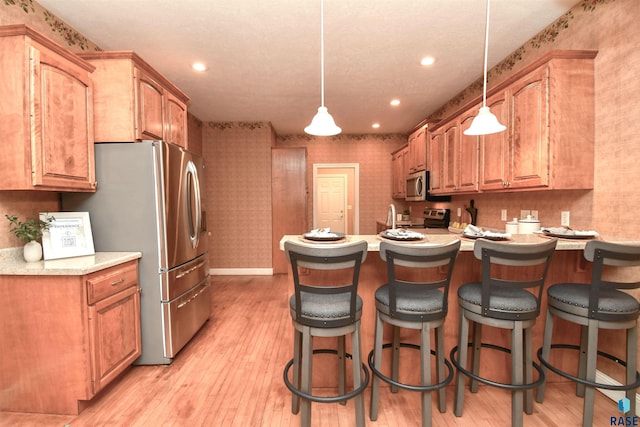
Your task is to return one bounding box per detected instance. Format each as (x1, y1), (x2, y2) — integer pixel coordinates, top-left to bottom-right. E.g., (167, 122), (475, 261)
(111, 278), (125, 286)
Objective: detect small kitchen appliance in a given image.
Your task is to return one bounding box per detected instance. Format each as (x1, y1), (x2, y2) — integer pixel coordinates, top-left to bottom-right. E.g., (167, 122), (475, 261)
(405, 171), (451, 202)
(423, 208), (451, 228)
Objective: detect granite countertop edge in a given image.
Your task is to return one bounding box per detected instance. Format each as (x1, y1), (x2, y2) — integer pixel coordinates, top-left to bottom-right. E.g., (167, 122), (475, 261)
(0, 248), (142, 276)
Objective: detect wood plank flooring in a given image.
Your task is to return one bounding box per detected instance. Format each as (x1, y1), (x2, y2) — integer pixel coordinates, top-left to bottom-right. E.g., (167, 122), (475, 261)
(0, 274), (621, 426)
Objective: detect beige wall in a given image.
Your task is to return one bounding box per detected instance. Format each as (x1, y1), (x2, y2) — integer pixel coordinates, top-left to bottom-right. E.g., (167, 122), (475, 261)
(202, 122), (275, 269)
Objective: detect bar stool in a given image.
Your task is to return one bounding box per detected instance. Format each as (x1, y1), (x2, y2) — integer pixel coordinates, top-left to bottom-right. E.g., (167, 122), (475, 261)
(536, 240), (640, 427)
(369, 239), (461, 427)
(451, 238), (557, 427)
(283, 240), (369, 427)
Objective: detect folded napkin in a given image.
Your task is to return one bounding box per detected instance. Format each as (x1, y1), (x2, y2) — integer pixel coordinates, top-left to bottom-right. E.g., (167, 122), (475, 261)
(463, 224), (511, 239)
(384, 228), (425, 239)
(542, 227), (598, 236)
(463, 224), (483, 236)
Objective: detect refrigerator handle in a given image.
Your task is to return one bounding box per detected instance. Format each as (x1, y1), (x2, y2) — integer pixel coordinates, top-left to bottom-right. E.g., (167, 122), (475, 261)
(185, 160), (201, 249)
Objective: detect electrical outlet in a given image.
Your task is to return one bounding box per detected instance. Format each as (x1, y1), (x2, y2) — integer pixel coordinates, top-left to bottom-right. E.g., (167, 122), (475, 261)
(457, 207), (462, 217)
(501, 209), (507, 221)
(531, 210), (539, 220)
(561, 211), (570, 227)
(520, 210), (531, 220)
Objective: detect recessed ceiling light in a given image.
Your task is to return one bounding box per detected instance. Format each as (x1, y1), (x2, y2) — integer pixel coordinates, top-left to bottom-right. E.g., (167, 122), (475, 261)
(192, 62), (207, 72)
(390, 99), (400, 107)
(372, 123), (381, 129)
(420, 56), (435, 66)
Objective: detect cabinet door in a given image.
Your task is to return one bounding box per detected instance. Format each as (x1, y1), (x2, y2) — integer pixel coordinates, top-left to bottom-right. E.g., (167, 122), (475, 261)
(509, 66), (549, 189)
(30, 45), (95, 190)
(391, 150), (402, 198)
(442, 121), (459, 192)
(479, 93), (510, 191)
(427, 130), (444, 193)
(407, 127), (427, 172)
(166, 92), (187, 148)
(400, 146), (409, 197)
(135, 67), (164, 141)
(89, 285), (141, 393)
(458, 112), (479, 192)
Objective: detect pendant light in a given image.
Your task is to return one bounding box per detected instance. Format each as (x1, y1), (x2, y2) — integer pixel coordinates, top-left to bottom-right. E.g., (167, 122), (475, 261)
(304, 0), (342, 136)
(463, 0), (507, 136)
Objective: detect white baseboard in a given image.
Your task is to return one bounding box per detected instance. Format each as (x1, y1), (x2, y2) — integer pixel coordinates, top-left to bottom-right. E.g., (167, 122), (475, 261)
(209, 268), (273, 276)
(596, 369), (640, 408)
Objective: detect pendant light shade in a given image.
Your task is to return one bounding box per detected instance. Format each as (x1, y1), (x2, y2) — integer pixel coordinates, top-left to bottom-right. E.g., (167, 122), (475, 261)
(305, 0), (341, 136)
(305, 106), (342, 136)
(463, 0), (506, 136)
(464, 106), (506, 136)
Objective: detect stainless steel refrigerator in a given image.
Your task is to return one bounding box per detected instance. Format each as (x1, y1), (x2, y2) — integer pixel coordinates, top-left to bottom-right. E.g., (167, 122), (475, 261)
(63, 141), (210, 365)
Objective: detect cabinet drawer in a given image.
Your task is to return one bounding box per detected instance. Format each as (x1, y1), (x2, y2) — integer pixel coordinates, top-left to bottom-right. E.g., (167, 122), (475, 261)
(86, 261), (138, 305)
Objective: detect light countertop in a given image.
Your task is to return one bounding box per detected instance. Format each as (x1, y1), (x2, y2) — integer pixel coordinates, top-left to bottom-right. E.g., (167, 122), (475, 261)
(0, 248), (142, 275)
(280, 231), (598, 252)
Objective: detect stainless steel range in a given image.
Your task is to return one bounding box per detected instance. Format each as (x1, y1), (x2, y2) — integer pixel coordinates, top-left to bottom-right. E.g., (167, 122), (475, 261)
(423, 208), (451, 228)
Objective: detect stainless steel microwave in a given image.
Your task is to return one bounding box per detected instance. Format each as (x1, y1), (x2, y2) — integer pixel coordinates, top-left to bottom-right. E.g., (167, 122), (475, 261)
(405, 170), (451, 202)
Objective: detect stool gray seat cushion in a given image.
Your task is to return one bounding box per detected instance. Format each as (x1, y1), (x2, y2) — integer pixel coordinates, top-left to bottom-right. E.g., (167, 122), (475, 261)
(458, 282), (538, 315)
(547, 283), (640, 317)
(289, 292), (363, 322)
(374, 284), (444, 318)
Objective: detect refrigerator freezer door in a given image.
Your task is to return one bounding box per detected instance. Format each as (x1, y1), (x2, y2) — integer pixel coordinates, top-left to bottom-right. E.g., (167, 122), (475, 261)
(162, 279), (211, 358)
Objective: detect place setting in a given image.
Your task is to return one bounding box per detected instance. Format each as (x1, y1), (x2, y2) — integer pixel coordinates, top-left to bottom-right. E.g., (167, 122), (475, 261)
(378, 228), (426, 242)
(301, 228), (347, 243)
(539, 226), (599, 239)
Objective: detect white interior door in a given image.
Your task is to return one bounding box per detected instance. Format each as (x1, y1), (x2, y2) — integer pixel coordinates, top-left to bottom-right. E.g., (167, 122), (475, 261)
(317, 174), (347, 233)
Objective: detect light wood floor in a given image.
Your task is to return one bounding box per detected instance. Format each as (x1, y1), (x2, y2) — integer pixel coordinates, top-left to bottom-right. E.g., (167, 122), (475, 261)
(0, 274), (619, 426)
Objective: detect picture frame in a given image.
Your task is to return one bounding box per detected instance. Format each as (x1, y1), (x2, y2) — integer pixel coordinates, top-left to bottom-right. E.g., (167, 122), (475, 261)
(40, 212), (95, 260)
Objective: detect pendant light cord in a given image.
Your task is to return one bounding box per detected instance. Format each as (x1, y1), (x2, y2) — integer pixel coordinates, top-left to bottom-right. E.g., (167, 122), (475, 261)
(320, 0), (326, 108)
(482, 0), (490, 107)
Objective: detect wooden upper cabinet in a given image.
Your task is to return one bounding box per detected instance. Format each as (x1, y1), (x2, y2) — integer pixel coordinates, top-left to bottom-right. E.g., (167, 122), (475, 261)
(165, 91), (188, 147)
(479, 92), (510, 191)
(480, 52), (596, 192)
(458, 110), (479, 193)
(428, 111), (479, 195)
(426, 51), (594, 196)
(427, 129), (445, 194)
(79, 51), (190, 148)
(135, 67), (165, 141)
(0, 25), (96, 192)
(407, 126), (427, 172)
(442, 120), (459, 193)
(391, 145), (408, 199)
(508, 66), (549, 189)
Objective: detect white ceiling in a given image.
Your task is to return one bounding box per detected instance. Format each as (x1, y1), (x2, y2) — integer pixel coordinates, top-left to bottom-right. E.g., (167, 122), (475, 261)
(37, 0), (580, 135)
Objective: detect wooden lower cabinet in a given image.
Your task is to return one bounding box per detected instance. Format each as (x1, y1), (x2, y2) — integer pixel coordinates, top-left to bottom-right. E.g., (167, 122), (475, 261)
(0, 260), (141, 415)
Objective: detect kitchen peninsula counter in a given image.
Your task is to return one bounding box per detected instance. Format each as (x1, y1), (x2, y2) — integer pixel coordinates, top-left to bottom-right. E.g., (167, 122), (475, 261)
(278, 231), (614, 387)
(279, 230), (591, 252)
